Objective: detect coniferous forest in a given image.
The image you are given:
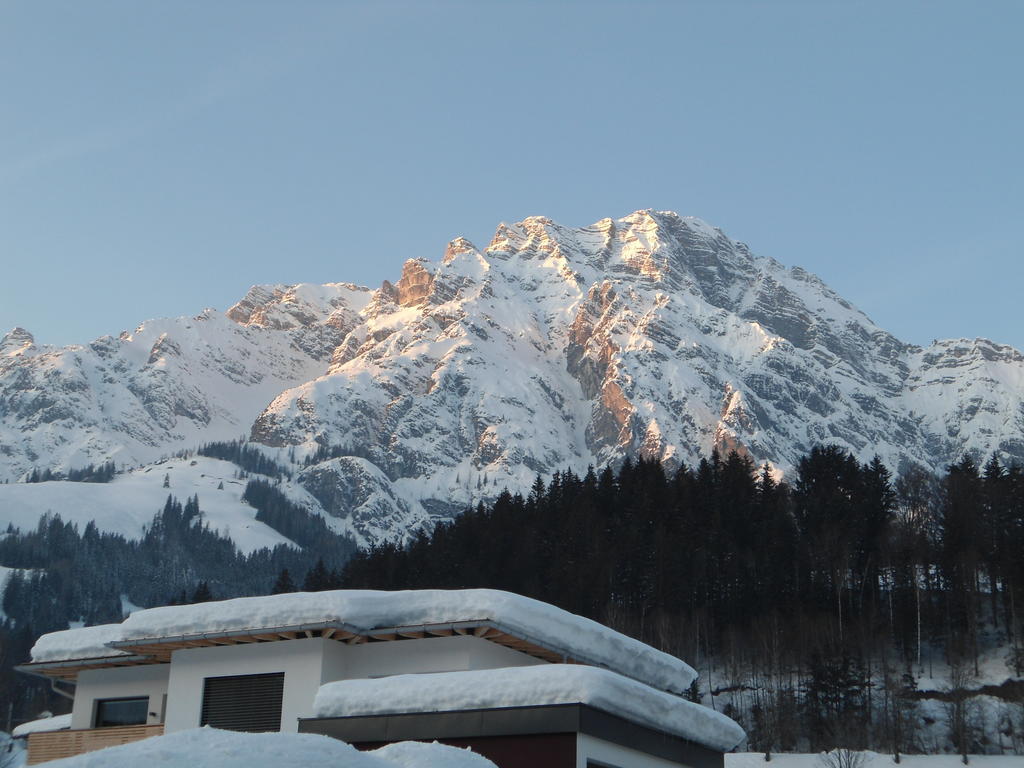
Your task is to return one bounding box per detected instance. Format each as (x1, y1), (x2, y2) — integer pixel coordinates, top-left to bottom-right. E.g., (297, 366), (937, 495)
(339, 448), (1024, 755)
(2, 446), (1024, 754)
(0, 484), (355, 727)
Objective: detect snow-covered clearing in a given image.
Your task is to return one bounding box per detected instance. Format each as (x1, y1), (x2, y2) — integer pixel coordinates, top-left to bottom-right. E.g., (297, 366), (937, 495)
(0, 457), (294, 554)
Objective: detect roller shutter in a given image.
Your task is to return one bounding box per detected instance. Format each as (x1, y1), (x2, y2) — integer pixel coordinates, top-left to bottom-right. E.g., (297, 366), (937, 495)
(200, 672), (284, 732)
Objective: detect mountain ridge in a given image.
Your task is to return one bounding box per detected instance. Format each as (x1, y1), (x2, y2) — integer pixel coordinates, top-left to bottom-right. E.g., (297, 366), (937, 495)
(2, 210), (1022, 546)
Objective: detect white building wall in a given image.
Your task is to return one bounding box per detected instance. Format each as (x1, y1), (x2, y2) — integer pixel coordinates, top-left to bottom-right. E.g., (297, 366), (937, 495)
(163, 637), (327, 734)
(326, 634), (542, 682)
(71, 633), (546, 735)
(577, 733), (694, 768)
(466, 636), (544, 670)
(70, 664), (169, 730)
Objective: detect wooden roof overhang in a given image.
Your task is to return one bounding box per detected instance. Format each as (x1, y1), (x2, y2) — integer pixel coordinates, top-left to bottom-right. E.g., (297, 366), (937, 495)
(15, 654), (159, 682)
(106, 619), (368, 662)
(366, 620), (579, 665)
(17, 619), (583, 682)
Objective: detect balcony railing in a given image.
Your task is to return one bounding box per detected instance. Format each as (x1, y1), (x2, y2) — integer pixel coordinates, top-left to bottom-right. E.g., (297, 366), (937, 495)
(26, 723), (164, 764)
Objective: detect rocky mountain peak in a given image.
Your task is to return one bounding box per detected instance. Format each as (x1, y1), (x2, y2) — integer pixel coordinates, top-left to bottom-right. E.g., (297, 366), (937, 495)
(444, 237), (479, 264)
(2, 210), (1022, 547)
(226, 282), (370, 331)
(394, 259), (437, 307)
(1, 327), (35, 358)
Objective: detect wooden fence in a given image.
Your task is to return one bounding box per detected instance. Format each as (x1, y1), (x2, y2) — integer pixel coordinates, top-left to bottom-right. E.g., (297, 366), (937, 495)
(26, 724), (164, 764)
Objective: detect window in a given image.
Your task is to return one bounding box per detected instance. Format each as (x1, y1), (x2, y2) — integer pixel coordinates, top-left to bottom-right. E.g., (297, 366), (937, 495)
(200, 672), (284, 732)
(94, 697), (149, 728)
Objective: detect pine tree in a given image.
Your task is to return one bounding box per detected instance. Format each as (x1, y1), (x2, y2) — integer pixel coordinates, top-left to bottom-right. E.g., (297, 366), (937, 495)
(272, 568), (296, 594)
(191, 582), (213, 603)
(302, 559), (331, 592)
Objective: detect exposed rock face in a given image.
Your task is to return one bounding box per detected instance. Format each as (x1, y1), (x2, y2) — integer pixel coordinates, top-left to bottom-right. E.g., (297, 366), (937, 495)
(902, 339), (1024, 462)
(2, 211), (1023, 545)
(296, 457), (420, 545)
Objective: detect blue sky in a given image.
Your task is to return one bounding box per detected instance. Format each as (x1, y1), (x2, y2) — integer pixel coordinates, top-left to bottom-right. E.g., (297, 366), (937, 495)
(2, 1), (1022, 349)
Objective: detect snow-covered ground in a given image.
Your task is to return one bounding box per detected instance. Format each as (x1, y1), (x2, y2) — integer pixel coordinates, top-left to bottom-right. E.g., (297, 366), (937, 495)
(0, 730), (23, 768)
(19, 728), (496, 768)
(706, 647), (1023, 757)
(728, 753), (1022, 768)
(6, 732), (1021, 768)
(0, 457), (294, 554)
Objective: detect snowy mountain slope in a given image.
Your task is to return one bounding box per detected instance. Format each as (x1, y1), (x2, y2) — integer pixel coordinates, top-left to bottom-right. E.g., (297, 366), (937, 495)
(0, 457), (296, 554)
(0, 283), (370, 482)
(248, 211), (1024, 538)
(2, 211), (1022, 546)
(902, 338), (1024, 463)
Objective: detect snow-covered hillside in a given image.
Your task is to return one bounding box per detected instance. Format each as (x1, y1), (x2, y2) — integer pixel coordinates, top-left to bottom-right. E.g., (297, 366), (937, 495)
(0, 457), (299, 554)
(0, 283), (369, 482)
(3, 211), (1024, 546)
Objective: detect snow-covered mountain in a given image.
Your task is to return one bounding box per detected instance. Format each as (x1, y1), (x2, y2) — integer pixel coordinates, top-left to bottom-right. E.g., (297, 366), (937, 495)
(0, 283), (368, 475)
(2, 211), (1022, 547)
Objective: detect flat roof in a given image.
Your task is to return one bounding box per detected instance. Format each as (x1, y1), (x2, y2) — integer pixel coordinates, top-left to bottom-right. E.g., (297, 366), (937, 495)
(301, 703), (727, 766)
(312, 665), (745, 752)
(22, 589), (697, 693)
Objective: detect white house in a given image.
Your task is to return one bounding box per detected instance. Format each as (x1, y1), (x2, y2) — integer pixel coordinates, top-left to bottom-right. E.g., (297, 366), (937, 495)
(17, 589), (743, 766)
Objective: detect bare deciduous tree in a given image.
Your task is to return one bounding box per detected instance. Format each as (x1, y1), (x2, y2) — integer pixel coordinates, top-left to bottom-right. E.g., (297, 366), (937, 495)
(817, 748), (866, 768)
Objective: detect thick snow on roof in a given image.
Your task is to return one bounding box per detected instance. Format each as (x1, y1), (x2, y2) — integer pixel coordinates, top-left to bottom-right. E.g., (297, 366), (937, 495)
(28, 590), (696, 693)
(314, 664), (745, 752)
(109, 588), (695, 692)
(12, 713), (71, 737)
(29, 622), (129, 663)
(35, 727), (495, 768)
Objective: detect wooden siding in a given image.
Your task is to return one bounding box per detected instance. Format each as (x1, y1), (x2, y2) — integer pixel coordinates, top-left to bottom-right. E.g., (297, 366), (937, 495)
(26, 724), (164, 764)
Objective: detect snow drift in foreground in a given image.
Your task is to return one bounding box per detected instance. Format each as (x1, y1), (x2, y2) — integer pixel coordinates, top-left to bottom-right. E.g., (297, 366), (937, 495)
(314, 664), (745, 752)
(38, 727), (495, 768)
(31, 589), (697, 693)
